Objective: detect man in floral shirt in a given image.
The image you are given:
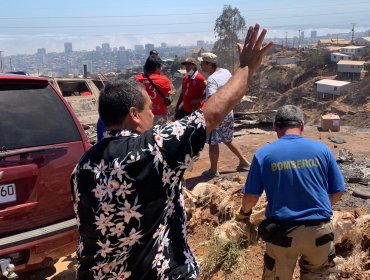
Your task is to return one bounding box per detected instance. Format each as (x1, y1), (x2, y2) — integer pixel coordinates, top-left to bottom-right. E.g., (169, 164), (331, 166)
(71, 24), (273, 280)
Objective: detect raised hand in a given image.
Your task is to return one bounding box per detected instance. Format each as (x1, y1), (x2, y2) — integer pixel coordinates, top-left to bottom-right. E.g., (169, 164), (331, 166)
(237, 24), (274, 72)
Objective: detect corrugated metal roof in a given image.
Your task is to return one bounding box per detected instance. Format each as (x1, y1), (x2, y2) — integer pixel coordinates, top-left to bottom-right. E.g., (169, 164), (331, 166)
(337, 60), (366, 65)
(315, 79), (351, 87)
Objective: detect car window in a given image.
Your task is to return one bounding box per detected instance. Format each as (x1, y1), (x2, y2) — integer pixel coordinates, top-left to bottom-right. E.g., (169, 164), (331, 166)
(0, 83), (81, 150)
(56, 81), (91, 97)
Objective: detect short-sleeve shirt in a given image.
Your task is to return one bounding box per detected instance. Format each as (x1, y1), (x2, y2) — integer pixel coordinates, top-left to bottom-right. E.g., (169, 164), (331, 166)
(205, 68), (233, 118)
(71, 110), (206, 279)
(243, 135), (345, 221)
(182, 71), (206, 113)
(135, 73), (172, 116)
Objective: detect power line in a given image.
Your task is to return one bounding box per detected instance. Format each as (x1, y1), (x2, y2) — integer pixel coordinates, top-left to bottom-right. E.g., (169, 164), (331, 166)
(0, 1), (369, 20)
(0, 10), (369, 30)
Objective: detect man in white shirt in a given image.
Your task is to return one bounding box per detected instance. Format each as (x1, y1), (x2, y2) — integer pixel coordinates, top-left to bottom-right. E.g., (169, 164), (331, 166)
(200, 52), (250, 178)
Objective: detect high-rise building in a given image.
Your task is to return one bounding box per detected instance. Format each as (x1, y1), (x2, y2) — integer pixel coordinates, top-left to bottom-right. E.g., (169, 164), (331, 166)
(37, 48), (46, 55)
(118, 50), (129, 69)
(134, 45), (144, 52)
(311, 30), (317, 39)
(145, 43), (155, 54)
(64, 42), (73, 53)
(102, 43), (111, 52)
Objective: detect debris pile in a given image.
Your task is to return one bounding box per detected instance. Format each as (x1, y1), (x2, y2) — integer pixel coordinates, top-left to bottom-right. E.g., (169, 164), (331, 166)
(184, 175), (370, 279)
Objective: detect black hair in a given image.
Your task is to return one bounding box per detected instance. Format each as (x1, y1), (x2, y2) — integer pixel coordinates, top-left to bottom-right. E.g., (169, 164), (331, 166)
(98, 79), (145, 127)
(144, 57), (161, 73)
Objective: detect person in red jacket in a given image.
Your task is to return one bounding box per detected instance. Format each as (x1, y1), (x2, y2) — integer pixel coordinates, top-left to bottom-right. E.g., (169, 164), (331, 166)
(175, 57), (206, 120)
(135, 57), (172, 125)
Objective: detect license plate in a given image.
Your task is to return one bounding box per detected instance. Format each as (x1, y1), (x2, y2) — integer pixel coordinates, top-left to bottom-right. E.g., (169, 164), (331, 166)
(0, 184), (16, 204)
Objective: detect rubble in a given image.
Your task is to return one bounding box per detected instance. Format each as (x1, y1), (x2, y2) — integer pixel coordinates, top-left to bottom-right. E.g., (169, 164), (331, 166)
(185, 175), (370, 279)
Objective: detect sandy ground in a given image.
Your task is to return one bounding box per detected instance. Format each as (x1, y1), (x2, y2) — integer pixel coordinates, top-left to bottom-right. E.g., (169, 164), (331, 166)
(18, 124), (370, 279)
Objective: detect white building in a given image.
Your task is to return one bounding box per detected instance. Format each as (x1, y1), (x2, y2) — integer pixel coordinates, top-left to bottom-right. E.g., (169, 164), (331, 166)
(270, 56), (301, 65)
(337, 60), (366, 74)
(340, 46), (368, 58)
(315, 79), (351, 96)
(355, 37), (370, 47)
(330, 52), (352, 62)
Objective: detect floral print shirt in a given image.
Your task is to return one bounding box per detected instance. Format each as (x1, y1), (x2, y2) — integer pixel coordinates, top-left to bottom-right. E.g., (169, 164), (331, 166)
(71, 110), (206, 280)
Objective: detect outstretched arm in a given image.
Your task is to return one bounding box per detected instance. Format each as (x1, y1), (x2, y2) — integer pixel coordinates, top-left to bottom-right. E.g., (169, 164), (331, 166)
(203, 24), (273, 132)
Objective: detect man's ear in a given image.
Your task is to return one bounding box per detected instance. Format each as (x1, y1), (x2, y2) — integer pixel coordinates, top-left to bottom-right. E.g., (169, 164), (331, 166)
(128, 106), (140, 125)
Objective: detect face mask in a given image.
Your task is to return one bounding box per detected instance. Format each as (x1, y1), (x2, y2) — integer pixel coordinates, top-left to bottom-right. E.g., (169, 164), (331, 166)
(188, 70), (194, 76)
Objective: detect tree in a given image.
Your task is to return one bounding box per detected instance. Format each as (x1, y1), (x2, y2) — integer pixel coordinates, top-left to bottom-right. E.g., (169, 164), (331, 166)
(212, 5), (246, 73)
(302, 49), (329, 70)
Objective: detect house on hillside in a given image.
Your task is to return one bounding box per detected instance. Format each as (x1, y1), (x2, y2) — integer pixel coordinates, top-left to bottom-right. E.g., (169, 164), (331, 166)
(331, 52), (352, 62)
(337, 60), (367, 79)
(355, 37), (370, 47)
(270, 55), (301, 65)
(315, 79), (351, 97)
(317, 39), (351, 47)
(340, 46), (368, 59)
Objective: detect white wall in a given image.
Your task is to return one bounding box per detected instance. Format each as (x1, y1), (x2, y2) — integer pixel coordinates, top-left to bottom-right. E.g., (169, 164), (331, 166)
(341, 47), (368, 58)
(337, 64), (364, 73)
(331, 53), (352, 62)
(316, 83), (349, 95)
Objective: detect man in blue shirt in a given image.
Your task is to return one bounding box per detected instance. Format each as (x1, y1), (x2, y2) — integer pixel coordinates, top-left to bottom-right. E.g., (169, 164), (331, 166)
(240, 105), (345, 280)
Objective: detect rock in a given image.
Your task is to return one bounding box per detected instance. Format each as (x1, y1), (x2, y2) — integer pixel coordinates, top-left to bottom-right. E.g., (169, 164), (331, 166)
(352, 187), (370, 199)
(191, 182), (226, 207)
(333, 211), (356, 245)
(337, 148), (354, 163)
(218, 196), (235, 223)
(355, 214), (370, 251)
(184, 197), (196, 221)
(347, 177), (369, 185)
(232, 175), (245, 184)
(214, 220), (257, 243)
(354, 208), (369, 218)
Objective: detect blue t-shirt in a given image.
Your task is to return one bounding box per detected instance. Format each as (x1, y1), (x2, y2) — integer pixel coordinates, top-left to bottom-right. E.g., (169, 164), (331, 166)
(243, 135), (345, 221)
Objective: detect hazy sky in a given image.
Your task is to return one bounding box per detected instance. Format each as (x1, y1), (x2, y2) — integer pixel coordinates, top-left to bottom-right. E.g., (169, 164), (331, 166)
(1, 0), (369, 55)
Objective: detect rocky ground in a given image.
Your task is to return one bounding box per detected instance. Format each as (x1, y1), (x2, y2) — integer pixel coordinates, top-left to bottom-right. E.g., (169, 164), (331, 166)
(18, 123), (370, 279)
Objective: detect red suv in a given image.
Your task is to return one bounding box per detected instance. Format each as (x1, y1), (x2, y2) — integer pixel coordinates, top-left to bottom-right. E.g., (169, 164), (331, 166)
(0, 75), (90, 277)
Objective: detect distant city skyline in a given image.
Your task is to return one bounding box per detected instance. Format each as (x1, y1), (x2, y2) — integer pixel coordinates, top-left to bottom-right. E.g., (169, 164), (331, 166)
(1, 0), (370, 55)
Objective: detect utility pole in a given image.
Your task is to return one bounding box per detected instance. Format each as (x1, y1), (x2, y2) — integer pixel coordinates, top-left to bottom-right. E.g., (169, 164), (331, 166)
(9, 58), (13, 72)
(0, 51), (3, 72)
(285, 32), (288, 49)
(351, 23), (356, 42)
(298, 30), (301, 49)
